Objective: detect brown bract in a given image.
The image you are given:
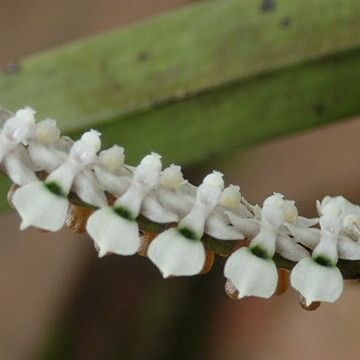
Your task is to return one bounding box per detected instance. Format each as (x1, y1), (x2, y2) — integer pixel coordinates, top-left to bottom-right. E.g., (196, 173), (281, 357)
(137, 231), (158, 257)
(274, 268), (290, 296)
(66, 204), (94, 234)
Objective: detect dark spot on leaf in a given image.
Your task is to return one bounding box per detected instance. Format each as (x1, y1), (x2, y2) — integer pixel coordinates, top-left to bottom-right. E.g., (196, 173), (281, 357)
(137, 51), (150, 62)
(280, 17), (292, 28)
(261, 0), (276, 12)
(2, 62), (21, 74)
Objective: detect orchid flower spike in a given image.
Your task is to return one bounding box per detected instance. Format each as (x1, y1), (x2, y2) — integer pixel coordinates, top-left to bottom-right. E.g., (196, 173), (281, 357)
(291, 204), (344, 306)
(86, 153), (164, 257)
(0, 107), (38, 185)
(224, 193), (301, 299)
(12, 129), (101, 231)
(147, 171), (224, 278)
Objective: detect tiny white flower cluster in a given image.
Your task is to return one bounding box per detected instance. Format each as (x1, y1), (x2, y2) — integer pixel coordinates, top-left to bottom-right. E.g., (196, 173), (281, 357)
(2, 107), (360, 306)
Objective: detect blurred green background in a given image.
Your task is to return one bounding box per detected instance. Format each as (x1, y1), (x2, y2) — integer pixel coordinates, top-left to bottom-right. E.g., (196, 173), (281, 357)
(0, 0), (360, 359)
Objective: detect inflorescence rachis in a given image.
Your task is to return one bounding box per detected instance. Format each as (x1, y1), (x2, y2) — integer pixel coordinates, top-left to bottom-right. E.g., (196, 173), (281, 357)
(2, 107), (360, 310)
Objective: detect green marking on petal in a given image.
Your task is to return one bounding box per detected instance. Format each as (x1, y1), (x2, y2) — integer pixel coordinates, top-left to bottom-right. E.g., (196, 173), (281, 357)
(114, 206), (136, 221)
(314, 255), (335, 267)
(178, 227), (199, 241)
(45, 182), (66, 197)
(250, 245), (271, 260)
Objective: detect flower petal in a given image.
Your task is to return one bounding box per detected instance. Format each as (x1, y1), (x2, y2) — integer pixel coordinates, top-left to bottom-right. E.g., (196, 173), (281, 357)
(297, 216), (319, 227)
(276, 233), (309, 261)
(141, 194), (178, 223)
(338, 235), (360, 260)
(205, 214), (244, 240)
(226, 211), (260, 239)
(290, 257), (343, 305)
(73, 170), (108, 208)
(93, 166), (131, 197)
(156, 187), (194, 217)
(2, 147), (38, 185)
(28, 141), (66, 172)
(147, 228), (205, 278)
(286, 223), (320, 248)
(86, 207), (140, 256)
(13, 181), (69, 231)
(224, 247), (278, 299)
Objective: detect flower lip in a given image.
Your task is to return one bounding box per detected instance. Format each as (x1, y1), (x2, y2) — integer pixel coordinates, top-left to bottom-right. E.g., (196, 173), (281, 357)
(224, 247), (278, 299)
(290, 257), (343, 305)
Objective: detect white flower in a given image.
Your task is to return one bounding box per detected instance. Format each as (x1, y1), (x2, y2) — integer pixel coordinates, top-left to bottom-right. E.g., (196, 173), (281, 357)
(291, 204), (344, 305)
(13, 130), (101, 231)
(157, 168), (243, 240)
(156, 164), (195, 218)
(33, 118), (61, 144)
(0, 107), (35, 156)
(287, 196), (360, 260)
(27, 118), (68, 172)
(227, 194), (310, 262)
(148, 171), (224, 278)
(28, 123), (107, 208)
(205, 185), (247, 240)
(93, 145), (131, 197)
(224, 193), (308, 299)
(86, 153), (166, 257)
(0, 107), (38, 185)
